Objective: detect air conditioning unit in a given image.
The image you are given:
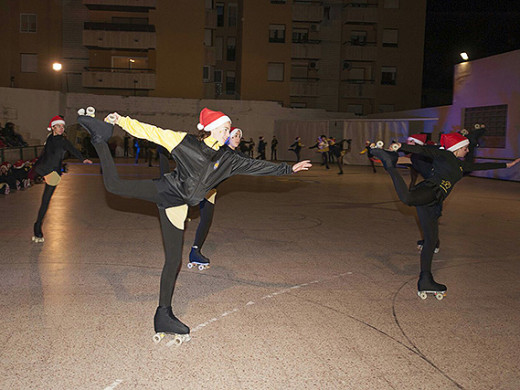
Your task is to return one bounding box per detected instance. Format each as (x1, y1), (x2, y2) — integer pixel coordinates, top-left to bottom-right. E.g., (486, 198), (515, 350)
(310, 24), (320, 32)
(343, 61), (352, 70)
(308, 61), (319, 70)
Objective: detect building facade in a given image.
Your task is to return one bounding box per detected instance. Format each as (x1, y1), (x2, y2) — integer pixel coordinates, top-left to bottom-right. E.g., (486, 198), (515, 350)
(0, 0), (426, 114)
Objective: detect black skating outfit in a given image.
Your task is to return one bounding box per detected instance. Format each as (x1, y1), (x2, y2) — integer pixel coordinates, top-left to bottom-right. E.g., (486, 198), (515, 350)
(330, 139), (351, 174)
(78, 115), (293, 335)
(372, 143), (508, 293)
(32, 133), (87, 240)
(288, 139), (302, 162)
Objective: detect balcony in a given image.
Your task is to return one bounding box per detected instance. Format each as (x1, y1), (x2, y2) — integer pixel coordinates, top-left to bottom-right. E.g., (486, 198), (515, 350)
(341, 81), (375, 98)
(83, 22), (156, 49)
(292, 43), (321, 59)
(343, 43), (377, 61)
(344, 6), (378, 24)
(83, 0), (156, 12)
(82, 67), (155, 90)
(293, 3), (323, 22)
(290, 80), (319, 97)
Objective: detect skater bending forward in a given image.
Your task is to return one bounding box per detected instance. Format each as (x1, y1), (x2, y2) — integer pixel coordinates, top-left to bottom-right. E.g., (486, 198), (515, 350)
(369, 132), (519, 298)
(77, 108), (311, 341)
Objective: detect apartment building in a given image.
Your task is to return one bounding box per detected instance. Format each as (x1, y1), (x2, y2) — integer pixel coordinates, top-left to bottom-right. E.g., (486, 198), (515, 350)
(0, 0), (426, 114)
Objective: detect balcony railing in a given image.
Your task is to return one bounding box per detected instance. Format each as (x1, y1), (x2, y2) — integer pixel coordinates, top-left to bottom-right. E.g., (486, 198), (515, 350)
(343, 44), (377, 61)
(83, 0), (156, 12)
(84, 22), (155, 32)
(83, 29), (156, 49)
(292, 43), (322, 59)
(344, 6), (378, 24)
(82, 67), (155, 90)
(290, 80), (319, 97)
(341, 81), (375, 98)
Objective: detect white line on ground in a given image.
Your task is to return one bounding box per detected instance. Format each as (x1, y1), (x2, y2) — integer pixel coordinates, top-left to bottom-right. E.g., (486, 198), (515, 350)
(104, 379), (123, 390)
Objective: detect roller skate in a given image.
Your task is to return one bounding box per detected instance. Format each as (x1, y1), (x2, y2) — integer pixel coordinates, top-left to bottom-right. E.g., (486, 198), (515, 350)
(417, 271), (446, 300)
(0, 183), (10, 195)
(417, 239), (440, 253)
(32, 221), (44, 243)
(187, 246), (210, 271)
(77, 107), (114, 144)
(368, 143), (399, 169)
(153, 306), (191, 345)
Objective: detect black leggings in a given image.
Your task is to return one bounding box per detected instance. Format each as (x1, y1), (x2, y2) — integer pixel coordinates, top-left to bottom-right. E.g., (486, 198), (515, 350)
(416, 204), (440, 273)
(386, 167), (437, 206)
(35, 183), (57, 231)
(94, 141), (182, 307)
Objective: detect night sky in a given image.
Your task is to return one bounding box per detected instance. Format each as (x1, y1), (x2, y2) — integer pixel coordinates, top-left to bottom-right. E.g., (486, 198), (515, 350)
(422, 0), (520, 107)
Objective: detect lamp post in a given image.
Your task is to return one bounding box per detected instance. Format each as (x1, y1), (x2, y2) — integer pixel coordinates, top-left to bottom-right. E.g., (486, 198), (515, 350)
(460, 52), (469, 61)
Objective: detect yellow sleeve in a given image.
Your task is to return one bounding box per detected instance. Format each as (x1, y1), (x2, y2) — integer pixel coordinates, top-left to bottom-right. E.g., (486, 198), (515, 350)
(117, 116), (187, 152)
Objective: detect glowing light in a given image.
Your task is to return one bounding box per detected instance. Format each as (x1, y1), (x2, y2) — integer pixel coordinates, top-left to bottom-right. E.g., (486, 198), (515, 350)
(52, 62), (62, 71)
(460, 52), (469, 61)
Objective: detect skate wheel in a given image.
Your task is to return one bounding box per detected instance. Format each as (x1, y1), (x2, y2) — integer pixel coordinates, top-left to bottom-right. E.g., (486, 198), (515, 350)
(418, 291), (427, 300)
(106, 114), (117, 124)
(376, 141), (384, 148)
(435, 293), (444, 300)
(434, 248), (440, 254)
(198, 265), (206, 271)
(369, 143), (376, 148)
(474, 124), (480, 129)
(77, 108), (85, 116)
(187, 263), (194, 269)
(390, 143), (399, 151)
(153, 332), (165, 344)
(417, 245), (423, 250)
(86, 106), (95, 117)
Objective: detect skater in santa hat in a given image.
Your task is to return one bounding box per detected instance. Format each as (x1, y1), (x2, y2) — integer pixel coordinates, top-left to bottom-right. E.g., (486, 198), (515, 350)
(31, 115), (92, 243)
(77, 107), (311, 343)
(369, 132), (519, 299)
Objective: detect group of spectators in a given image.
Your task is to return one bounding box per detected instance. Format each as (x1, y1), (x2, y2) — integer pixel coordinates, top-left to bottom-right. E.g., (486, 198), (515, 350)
(0, 122), (28, 148)
(0, 158), (38, 195)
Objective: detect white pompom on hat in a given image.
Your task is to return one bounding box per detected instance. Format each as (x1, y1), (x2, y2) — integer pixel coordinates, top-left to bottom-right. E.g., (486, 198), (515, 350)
(440, 132), (470, 152)
(197, 108), (231, 132)
(407, 133), (427, 145)
(48, 115), (65, 131)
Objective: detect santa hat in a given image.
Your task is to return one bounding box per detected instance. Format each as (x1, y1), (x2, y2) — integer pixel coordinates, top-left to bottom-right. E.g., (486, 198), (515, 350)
(440, 133), (469, 152)
(197, 108), (231, 132)
(13, 160), (25, 169)
(229, 127), (242, 138)
(1, 161), (11, 170)
(48, 115), (65, 131)
(407, 133), (427, 145)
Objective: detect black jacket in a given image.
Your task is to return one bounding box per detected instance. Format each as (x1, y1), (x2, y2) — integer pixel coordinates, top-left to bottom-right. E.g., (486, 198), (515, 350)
(34, 134), (85, 177)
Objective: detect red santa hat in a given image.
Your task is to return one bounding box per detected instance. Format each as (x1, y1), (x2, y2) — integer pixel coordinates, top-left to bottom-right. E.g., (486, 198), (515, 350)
(440, 133), (469, 152)
(407, 133), (427, 145)
(197, 108), (231, 132)
(48, 115), (65, 131)
(229, 127), (242, 138)
(1, 161), (11, 170)
(13, 159), (25, 169)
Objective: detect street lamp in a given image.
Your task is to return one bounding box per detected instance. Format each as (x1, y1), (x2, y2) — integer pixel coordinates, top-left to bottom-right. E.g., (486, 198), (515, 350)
(460, 52), (469, 61)
(52, 62), (63, 71)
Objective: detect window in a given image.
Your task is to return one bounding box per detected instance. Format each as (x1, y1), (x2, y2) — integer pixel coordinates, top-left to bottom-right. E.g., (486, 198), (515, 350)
(216, 3), (224, 27)
(463, 104), (507, 148)
(112, 17), (148, 24)
(203, 66), (211, 82)
(348, 67), (365, 83)
(351, 30), (367, 45)
(384, 0), (399, 8)
(20, 53), (38, 73)
(20, 14), (37, 33)
(381, 66), (397, 85)
(215, 37), (223, 61)
(112, 56), (148, 69)
(269, 24), (286, 43)
(351, 0), (368, 8)
(268, 63), (284, 81)
(347, 104), (364, 115)
(226, 37), (236, 61)
(382, 29), (398, 47)
(293, 28), (309, 43)
(214, 69), (223, 83)
(204, 29), (213, 46)
(378, 104), (395, 113)
(226, 71), (236, 95)
(228, 3), (237, 27)
(205, 0), (214, 9)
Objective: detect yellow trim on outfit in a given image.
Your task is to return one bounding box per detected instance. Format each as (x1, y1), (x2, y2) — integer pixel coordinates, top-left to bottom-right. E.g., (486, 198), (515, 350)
(44, 171), (61, 186)
(165, 204), (188, 230)
(117, 116), (187, 152)
(205, 188), (217, 204)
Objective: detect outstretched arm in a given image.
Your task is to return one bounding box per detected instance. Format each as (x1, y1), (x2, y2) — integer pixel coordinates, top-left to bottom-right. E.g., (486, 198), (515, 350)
(107, 112), (186, 153)
(63, 138), (92, 164)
